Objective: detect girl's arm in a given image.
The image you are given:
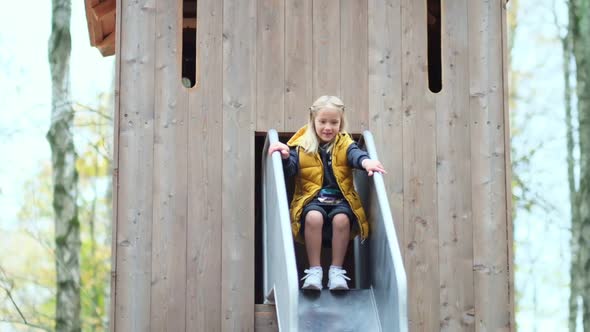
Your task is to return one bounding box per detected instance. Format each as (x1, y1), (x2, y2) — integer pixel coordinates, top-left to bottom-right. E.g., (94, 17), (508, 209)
(361, 159), (386, 176)
(347, 143), (386, 176)
(268, 142), (298, 176)
(282, 148), (298, 177)
(347, 143), (370, 169)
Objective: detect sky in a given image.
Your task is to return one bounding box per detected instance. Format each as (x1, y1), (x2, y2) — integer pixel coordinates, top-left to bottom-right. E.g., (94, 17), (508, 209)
(0, 0), (114, 231)
(0, 0), (579, 331)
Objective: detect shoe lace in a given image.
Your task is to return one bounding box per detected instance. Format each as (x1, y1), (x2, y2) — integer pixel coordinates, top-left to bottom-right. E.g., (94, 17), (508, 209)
(301, 269), (322, 280)
(330, 268), (351, 281)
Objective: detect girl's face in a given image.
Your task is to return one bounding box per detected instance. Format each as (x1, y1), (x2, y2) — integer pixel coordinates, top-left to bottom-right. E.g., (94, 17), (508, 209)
(314, 107), (342, 143)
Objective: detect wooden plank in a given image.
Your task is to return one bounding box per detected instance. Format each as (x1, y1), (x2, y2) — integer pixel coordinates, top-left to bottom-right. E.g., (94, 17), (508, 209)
(150, 0), (186, 330)
(285, 0), (312, 131)
(114, 0), (156, 330)
(255, 305), (278, 332)
(92, 0), (115, 21)
(84, 0), (102, 46)
(222, 0), (256, 330)
(256, 0), (285, 131)
(86, 0), (115, 54)
(97, 32), (115, 57)
(101, 11), (116, 36)
(341, 0), (368, 132)
(110, 0), (122, 328)
(501, 1), (516, 330)
(468, 1), (511, 331)
(186, 0), (223, 330)
(436, 1), (474, 331)
(400, 0), (439, 330)
(368, 0), (404, 255)
(487, 1), (511, 329)
(89, 0), (115, 54)
(312, 0), (340, 97)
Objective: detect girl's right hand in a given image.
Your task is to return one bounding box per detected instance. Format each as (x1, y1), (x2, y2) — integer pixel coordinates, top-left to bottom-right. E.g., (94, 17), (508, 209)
(268, 142), (290, 159)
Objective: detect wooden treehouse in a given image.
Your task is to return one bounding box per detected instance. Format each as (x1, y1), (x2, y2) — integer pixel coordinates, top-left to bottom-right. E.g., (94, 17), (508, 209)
(85, 0), (514, 330)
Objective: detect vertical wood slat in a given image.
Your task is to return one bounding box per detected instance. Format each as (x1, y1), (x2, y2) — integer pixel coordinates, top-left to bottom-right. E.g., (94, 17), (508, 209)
(401, 0), (439, 330)
(285, 0), (312, 131)
(501, 1), (516, 329)
(110, 0), (122, 328)
(341, 0), (368, 132)
(313, 0), (340, 97)
(368, 0), (404, 250)
(436, 1), (474, 330)
(469, 1), (511, 330)
(222, 0), (256, 330)
(114, 0), (156, 330)
(256, 0), (285, 131)
(486, 1), (510, 329)
(186, 0), (223, 330)
(150, 0), (186, 329)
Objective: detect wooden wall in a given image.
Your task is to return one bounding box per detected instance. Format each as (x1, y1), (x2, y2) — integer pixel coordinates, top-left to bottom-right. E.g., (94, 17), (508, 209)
(112, 0), (513, 331)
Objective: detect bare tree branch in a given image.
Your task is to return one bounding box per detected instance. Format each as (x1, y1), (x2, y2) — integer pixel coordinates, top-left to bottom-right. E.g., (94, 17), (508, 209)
(0, 266), (51, 331)
(73, 102), (113, 121)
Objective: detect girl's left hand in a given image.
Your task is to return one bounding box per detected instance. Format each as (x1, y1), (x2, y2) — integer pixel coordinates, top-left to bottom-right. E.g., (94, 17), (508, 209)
(361, 159), (387, 176)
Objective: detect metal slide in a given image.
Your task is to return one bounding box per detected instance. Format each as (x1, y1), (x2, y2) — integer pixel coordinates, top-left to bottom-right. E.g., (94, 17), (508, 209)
(262, 129), (407, 332)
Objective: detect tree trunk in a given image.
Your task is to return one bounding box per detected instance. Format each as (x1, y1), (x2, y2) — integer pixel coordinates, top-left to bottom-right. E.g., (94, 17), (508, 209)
(563, 5), (581, 330)
(569, 0), (590, 330)
(47, 0), (81, 331)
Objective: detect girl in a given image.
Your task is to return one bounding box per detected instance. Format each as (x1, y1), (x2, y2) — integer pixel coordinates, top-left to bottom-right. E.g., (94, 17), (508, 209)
(268, 95), (386, 290)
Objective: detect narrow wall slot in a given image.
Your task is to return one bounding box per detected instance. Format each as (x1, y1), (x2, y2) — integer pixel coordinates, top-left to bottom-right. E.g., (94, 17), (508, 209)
(182, 0), (197, 88)
(427, 0), (442, 93)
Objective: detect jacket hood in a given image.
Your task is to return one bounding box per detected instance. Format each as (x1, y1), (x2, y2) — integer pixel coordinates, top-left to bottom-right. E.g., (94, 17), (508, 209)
(287, 125), (349, 148)
(287, 125), (309, 147)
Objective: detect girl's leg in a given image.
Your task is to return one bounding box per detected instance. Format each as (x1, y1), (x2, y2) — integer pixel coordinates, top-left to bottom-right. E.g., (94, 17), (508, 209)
(330, 213), (350, 266)
(304, 210), (324, 267)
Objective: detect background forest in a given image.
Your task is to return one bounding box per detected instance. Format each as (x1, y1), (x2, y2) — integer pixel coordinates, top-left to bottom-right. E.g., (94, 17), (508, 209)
(0, 0), (588, 331)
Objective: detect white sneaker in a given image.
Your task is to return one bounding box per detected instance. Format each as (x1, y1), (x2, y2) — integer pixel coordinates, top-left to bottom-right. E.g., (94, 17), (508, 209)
(301, 268), (323, 290)
(328, 267), (351, 290)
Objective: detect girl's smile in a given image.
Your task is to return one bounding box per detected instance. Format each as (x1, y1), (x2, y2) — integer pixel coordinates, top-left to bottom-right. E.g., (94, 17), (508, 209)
(314, 108), (342, 143)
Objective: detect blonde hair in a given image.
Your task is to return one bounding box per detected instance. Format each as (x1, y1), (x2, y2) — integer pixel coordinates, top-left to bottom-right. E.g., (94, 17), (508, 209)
(301, 95), (348, 153)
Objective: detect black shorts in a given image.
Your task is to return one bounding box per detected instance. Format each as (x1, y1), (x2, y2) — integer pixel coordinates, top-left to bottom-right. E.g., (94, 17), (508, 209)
(299, 200), (356, 248)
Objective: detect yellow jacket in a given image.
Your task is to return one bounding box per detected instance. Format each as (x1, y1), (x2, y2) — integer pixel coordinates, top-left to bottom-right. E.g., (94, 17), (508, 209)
(286, 126), (369, 242)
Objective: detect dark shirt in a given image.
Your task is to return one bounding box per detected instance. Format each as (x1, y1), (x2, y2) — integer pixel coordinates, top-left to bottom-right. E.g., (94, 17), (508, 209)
(282, 142), (369, 189)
